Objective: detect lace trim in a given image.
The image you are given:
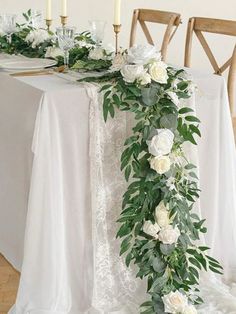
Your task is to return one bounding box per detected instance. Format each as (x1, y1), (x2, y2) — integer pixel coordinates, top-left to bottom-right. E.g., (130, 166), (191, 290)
(86, 85), (145, 312)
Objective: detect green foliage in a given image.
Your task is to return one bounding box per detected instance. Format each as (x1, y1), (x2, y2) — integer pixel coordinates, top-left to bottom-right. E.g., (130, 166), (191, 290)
(72, 58), (112, 72)
(85, 66), (222, 313)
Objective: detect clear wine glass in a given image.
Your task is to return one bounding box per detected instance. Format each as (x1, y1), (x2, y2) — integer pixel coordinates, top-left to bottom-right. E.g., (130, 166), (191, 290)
(56, 27), (75, 71)
(30, 10), (43, 29)
(89, 20), (106, 47)
(0, 14), (17, 43)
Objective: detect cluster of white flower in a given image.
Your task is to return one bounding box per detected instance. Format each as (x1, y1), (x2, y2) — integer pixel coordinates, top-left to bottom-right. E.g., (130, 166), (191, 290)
(109, 44), (196, 107)
(45, 46), (64, 59)
(88, 47), (107, 60)
(148, 128), (174, 175)
(110, 53), (127, 72)
(162, 291), (197, 314)
(109, 44), (169, 86)
(143, 130), (182, 241)
(25, 29), (51, 48)
(142, 127), (197, 312)
(88, 46), (114, 61)
(143, 200), (180, 245)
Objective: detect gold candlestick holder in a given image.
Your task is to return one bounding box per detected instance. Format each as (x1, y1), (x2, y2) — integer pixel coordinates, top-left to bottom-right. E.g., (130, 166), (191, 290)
(60, 16), (68, 27)
(45, 19), (52, 31)
(113, 24), (121, 55)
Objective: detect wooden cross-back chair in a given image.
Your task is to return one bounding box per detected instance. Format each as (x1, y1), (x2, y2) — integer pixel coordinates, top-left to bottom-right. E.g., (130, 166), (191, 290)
(129, 9), (182, 61)
(184, 17), (236, 114)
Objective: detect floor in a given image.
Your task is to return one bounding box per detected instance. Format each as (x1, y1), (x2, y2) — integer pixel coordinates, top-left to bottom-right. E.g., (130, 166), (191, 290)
(0, 255), (19, 314)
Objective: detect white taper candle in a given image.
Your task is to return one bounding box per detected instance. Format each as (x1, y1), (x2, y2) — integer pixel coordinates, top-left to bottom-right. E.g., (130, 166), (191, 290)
(46, 0), (52, 20)
(62, 0), (67, 16)
(114, 0), (121, 25)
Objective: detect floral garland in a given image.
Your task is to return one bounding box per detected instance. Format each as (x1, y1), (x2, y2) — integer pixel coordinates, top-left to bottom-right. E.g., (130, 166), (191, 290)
(0, 10), (112, 71)
(79, 45), (223, 314)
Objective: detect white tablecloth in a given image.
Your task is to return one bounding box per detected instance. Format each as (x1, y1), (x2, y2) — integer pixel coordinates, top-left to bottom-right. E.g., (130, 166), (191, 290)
(0, 69), (236, 313)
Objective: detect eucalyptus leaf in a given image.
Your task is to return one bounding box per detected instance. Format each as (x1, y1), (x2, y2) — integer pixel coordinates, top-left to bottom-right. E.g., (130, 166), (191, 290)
(160, 243), (175, 255)
(141, 86), (159, 107)
(152, 256), (166, 273)
(160, 113), (178, 130)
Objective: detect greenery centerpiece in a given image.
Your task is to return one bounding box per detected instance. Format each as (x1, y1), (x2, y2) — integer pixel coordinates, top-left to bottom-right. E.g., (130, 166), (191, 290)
(79, 45), (223, 314)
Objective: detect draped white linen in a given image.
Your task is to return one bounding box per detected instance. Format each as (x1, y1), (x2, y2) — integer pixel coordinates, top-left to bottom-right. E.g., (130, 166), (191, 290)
(0, 69), (236, 313)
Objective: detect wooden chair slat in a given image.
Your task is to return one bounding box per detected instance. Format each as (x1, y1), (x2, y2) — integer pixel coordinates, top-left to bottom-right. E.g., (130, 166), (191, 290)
(129, 9), (139, 48)
(194, 17), (236, 36)
(184, 16), (236, 127)
(139, 20), (154, 45)
(219, 57), (232, 74)
(129, 9), (181, 61)
(195, 30), (220, 73)
(184, 18), (195, 67)
(161, 15), (179, 61)
(169, 24), (180, 43)
(138, 9), (181, 25)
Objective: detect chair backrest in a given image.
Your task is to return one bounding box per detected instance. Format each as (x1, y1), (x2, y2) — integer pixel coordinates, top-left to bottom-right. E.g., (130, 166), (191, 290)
(129, 9), (182, 61)
(184, 17), (236, 113)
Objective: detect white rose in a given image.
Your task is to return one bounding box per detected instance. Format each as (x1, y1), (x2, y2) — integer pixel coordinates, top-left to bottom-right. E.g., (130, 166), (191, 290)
(149, 61), (168, 84)
(167, 91), (180, 106)
(150, 156), (171, 174)
(25, 29), (50, 48)
(159, 225), (180, 245)
(148, 129), (174, 157)
(110, 53), (127, 72)
(89, 47), (106, 60)
(121, 64), (145, 83)
(138, 72), (152, 85)
(128, 44), (161, 65)
(162, 291), (188, 313)
(143, 220), (160, 239)
(45, 46), (64, 59)
(155, 201), (170, 227)
(183, 305), (197, 314)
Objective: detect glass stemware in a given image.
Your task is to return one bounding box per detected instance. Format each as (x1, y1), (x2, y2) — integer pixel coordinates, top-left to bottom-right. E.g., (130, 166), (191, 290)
(56, 27), (75, 71)
(30, 10), (43, 29)
(0, 14), (17, 43)
(89, 20), (106, 47)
